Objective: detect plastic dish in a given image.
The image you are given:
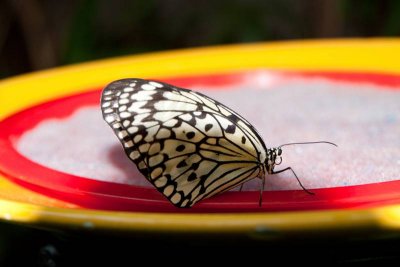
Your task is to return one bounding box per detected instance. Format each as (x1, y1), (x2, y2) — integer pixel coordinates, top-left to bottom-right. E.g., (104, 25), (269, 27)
(1, 39), (400, 238)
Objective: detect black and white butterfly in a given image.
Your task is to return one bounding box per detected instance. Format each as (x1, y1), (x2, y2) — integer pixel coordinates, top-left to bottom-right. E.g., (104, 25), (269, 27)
(101, 79), (334, 208)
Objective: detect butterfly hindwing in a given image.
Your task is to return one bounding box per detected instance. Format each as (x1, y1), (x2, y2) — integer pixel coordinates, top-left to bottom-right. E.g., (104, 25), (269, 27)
(101, 78), (267, 207)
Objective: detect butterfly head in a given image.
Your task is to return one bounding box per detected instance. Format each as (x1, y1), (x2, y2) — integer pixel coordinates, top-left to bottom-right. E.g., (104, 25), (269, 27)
(265, 147), (282, 174)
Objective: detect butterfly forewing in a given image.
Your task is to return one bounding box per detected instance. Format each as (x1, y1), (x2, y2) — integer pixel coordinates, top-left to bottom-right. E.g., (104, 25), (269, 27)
(101, 78), (267, 207)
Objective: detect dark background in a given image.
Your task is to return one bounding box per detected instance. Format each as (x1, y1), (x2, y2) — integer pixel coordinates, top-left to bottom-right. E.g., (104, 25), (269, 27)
(1, 0), (400, 79)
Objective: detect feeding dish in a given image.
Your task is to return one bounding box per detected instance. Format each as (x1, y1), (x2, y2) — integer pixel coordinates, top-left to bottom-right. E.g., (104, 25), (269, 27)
(1, 39), (400, 237)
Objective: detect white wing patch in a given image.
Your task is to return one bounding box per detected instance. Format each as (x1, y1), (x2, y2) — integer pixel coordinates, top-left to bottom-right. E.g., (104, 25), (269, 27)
(101, 78), (267, 207)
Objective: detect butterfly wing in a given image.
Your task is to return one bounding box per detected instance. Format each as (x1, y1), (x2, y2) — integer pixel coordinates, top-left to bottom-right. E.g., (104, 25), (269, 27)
(101, 78), (267, 207)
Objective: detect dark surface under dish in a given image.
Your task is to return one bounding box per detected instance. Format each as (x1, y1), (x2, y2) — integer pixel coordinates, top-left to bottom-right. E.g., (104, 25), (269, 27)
(1, 221), (400, 266)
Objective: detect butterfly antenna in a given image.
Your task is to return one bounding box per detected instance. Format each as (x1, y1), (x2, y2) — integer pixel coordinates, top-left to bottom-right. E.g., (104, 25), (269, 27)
(279, 141), (337, 149)
(271, 141), (336, 197)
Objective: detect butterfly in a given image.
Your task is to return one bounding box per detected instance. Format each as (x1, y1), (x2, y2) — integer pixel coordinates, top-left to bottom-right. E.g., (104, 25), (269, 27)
(101, 78), (335, 208)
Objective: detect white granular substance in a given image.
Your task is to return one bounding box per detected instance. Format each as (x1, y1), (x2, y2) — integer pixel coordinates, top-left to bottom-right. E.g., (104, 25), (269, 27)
(17, 78), (400, 191)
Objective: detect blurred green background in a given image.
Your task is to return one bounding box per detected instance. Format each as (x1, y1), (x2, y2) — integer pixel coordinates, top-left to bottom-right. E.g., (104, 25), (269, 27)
(1, 0), (400, 79)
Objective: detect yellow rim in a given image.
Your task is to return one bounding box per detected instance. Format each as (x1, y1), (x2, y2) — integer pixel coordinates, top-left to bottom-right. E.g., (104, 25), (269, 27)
(1, 38), (400, 235)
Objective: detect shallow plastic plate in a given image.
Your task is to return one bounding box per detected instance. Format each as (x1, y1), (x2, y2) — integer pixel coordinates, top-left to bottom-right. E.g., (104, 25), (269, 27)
(1, 39), (400, 238)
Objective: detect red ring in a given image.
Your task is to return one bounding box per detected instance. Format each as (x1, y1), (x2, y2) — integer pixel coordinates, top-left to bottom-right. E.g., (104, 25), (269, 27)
(1, 70), (400, 213)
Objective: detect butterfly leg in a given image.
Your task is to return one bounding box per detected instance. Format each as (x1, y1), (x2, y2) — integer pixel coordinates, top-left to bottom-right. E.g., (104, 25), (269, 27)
(258, 176), (266, 207)
(239, 184), (244, 192)
(272, 167), (314, 195)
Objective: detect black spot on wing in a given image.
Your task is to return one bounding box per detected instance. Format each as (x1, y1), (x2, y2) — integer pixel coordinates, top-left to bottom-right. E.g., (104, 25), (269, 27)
(176, 144), (185, 152)
(186, 131), (195, 139)
(177, 159), (187, 168)
(227, 114), (240, 123)
(225, 124), (236, 134)
(205, 124), (213, 132)
(191, 162), (199, 170)
(188, 172), (197, 181)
